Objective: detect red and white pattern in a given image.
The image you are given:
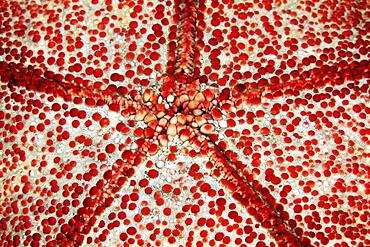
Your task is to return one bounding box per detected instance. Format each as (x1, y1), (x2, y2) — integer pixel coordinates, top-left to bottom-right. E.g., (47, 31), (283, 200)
(0, 0), (369, 246)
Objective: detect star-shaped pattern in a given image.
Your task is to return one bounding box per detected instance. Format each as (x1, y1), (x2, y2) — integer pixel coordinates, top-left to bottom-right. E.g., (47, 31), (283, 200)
(0, 0), (369, 247)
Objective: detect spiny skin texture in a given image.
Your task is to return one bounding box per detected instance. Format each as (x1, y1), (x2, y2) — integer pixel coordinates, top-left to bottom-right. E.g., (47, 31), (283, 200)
(0, 0), (369, 247)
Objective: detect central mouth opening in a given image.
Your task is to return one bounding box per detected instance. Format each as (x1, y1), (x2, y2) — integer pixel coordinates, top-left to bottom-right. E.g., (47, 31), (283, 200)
(176, 102), (184, 113)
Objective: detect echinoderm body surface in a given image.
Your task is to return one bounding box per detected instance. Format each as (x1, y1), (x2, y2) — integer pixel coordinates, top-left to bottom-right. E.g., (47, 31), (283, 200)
(0, 0), (369, 246)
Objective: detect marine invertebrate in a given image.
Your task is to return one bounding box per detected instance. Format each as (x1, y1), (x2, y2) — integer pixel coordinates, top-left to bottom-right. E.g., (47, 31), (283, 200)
(0, 0), (369, 246)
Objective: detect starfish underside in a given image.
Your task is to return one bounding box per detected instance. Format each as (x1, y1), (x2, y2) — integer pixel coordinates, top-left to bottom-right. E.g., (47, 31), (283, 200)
(0, 0), (369, 247)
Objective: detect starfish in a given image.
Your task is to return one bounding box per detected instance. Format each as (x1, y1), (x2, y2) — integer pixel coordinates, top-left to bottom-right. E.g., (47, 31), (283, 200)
(0, 0), (369, 247)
